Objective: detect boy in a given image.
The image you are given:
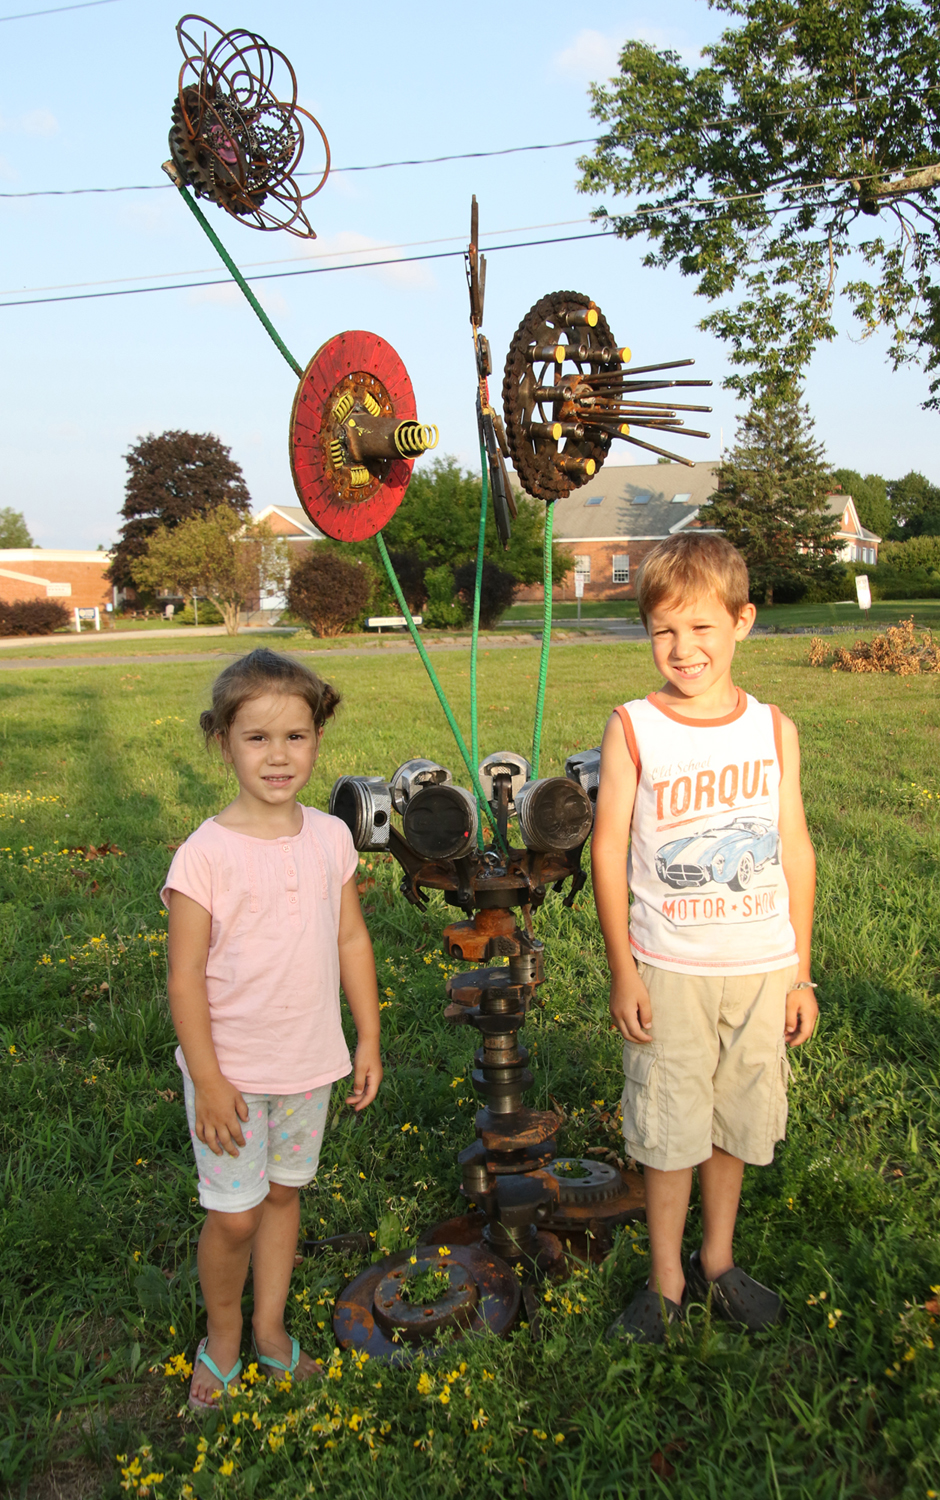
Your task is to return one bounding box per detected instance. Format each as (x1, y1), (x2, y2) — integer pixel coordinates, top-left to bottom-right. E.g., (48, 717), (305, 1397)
(591, 533), (818, 1343)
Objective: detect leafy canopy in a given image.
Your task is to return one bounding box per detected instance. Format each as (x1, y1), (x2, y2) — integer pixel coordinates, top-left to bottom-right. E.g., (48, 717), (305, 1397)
(699, 395), (840, 604)
(577, 0), (940, 405)
(110, 430), (251, 590)
(130, 506), (288, 636)
(0, 508), (33, 549)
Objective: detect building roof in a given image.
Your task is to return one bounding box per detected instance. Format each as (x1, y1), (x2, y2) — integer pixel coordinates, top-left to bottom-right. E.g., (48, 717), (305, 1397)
(825, 495), (881, 544)
(252, 504), (322, 538)
(0, 549), (112, 563)
(546, 460), (720, 541)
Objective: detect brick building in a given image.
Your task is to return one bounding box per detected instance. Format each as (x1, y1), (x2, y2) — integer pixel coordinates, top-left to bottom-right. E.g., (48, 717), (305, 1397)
(0, 550), (114, 610)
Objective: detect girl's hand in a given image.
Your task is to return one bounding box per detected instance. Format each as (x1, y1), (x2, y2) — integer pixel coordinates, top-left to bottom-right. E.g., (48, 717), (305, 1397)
(609, 973), (653, 1043)
(194, 1076), (249, 1157)
(346, 1040), (383, 1113)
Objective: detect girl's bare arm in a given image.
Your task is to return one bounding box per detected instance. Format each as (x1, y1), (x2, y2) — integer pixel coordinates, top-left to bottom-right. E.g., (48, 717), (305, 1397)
(166, 889), (248, 1155)
(591, 713), (651, 1042)
(337, 877), (383, 1111)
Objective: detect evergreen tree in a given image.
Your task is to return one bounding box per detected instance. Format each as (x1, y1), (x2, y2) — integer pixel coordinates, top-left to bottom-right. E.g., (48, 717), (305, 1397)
(700, 396), (839, 605)
(0, 508), (34, 548)
(109, 431), (251, 590)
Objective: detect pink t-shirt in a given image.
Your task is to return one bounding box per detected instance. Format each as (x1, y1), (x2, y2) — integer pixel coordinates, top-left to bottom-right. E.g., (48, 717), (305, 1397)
(161, 805), (359, 1093)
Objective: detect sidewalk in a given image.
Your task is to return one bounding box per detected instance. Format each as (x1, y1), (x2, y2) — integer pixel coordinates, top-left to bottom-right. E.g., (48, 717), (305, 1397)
(0, 624), (296, 651)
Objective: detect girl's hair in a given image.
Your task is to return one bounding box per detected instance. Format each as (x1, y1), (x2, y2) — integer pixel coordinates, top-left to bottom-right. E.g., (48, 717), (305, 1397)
(199, 649), (340, 745)
(636, 533), (750, 626)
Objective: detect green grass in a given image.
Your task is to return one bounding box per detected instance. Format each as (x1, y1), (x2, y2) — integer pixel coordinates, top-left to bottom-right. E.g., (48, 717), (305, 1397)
(1, 640), (939, 1498)
(505, 599), (940, 632)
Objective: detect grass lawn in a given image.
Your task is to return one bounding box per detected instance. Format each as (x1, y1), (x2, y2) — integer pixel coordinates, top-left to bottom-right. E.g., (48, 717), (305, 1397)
(506, 599), (940, 632)
(1, 638), (938, 1499)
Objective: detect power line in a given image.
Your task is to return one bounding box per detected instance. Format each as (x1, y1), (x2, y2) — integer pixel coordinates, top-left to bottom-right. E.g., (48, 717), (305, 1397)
(0, 0), (117, 19)
(0, 229), (613, 309)
(0, 138), (598, 199)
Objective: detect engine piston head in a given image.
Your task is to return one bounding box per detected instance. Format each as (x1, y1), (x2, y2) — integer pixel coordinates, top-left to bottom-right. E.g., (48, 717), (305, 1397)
(329, 775), (392, 851)
(515, 777), (594, 852)
(403, 783), (478, 861)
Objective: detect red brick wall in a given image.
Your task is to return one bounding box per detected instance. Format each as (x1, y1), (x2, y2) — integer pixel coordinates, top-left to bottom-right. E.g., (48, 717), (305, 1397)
(515, 540), (661, 602)
(0, 555), (113, 611)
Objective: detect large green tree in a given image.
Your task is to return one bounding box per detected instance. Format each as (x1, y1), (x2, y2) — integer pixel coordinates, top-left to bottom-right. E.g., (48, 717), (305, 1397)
(130, 506), (288, 636)
(0, 508), (33, 548)
(888, 471), (940, 535)
(831, 469), (893, 539)
(699, 396), (840, 604)
(577, 0), (940, 405)
(109, 431), (251, 590)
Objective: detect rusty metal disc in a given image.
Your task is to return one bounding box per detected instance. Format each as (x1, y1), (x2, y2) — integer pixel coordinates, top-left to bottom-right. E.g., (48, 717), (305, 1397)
(290, 331), (417, 541)
(333, 1241), (520, 1362)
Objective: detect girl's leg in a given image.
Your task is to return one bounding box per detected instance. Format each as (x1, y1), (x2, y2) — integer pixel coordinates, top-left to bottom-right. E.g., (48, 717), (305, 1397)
(644, 1165), (693, 1304)
(250, 1182), (321, 1378)
(192, 1204), (263, 1406)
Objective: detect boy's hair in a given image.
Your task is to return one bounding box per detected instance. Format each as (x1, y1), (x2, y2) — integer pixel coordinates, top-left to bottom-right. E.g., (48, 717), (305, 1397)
(199, 648), (340, 746)
(636, 533), (750, 626)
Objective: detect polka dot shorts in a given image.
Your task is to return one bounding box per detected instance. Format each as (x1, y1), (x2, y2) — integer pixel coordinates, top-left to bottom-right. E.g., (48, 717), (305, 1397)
(182, 1077), (333, 1213)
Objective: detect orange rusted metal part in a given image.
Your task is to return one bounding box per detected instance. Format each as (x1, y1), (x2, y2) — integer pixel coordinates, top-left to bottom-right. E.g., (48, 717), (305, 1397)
(477, 1106), (560, 1152)
(443, 907), (519, 961)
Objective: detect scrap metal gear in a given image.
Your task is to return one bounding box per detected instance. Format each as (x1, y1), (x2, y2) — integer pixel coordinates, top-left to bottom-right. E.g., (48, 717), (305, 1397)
(290, 330), (438, 541)
(466, 196), (516, 547)
(502, 290), (713, 502)
(169, 14), (330, 236)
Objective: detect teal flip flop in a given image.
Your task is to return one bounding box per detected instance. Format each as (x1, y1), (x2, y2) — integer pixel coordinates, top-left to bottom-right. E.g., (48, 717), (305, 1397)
(251, 1333), (322, 1380)
(188, 1336), (243, 1411)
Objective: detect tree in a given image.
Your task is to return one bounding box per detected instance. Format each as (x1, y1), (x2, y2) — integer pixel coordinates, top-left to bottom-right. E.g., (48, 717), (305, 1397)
(699, 396), (840, 605)
(287, 549), (371, 638)
(879, 534), (940, 571)
(454, 560), (519, 628)
(0, 508), (33, 548)
(379, 458), (573, 586)
(831, 469), (893, 539)
(577, 1), (940, 406)
(110, 431), (251, 590)
(888, 472), (940, 536)
(131, 505), (288, 635)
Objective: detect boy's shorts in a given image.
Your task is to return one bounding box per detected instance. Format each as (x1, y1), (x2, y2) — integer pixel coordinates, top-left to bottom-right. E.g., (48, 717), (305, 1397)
(621, 962), (799, 1171)
(183, 1078), (333, 1213)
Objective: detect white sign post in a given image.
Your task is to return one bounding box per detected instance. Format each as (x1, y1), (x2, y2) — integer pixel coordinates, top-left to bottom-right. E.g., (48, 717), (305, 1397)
(574, 571), (585, 624)
(855, 574), (872, 611)
(74, 607), (101, 632)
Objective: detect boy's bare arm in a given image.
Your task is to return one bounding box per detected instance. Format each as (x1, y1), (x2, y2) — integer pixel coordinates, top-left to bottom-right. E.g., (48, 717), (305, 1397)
(338, 877), (383, 1110)
(166, 889), (248, 1156)
(591, 712), (651, 1043)
(777, 714), (818, 1046)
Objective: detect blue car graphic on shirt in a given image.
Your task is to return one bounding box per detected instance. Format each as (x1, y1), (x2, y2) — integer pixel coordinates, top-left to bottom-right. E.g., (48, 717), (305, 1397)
(655, 817), (780, 892)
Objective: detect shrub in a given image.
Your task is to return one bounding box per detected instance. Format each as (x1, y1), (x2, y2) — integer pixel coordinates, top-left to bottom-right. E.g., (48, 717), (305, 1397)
(287, 548), (371, 637)
(808, 617), (940, 674)
(386, 549), (428, 612)
(422, 564), (465, 628)
(0, 597), (70, 636)
(454, 559), (518, 628)
(174, 597), (224, 625)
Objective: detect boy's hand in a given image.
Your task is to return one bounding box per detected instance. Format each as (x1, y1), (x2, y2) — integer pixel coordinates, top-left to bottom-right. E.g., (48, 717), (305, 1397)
(785, 986), (819, 1047)
(347, 1040), (383, 1112)
(194, 1076), (249, 1157)
(609, 973), (653, 1043)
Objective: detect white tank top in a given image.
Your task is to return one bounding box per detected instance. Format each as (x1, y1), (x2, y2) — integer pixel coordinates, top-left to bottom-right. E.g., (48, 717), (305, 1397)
(617, 689), (797, 975)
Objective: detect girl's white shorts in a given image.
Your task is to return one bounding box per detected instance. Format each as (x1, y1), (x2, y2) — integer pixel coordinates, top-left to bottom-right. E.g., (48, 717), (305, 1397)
(183, 1077), (333, 1212)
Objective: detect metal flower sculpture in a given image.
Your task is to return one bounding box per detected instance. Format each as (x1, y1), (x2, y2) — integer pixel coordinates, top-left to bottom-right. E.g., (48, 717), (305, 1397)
(168, 14), (330, 237)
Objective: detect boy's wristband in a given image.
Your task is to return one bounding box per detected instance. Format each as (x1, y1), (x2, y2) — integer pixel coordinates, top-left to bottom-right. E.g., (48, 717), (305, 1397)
(788, 980), (817, 991)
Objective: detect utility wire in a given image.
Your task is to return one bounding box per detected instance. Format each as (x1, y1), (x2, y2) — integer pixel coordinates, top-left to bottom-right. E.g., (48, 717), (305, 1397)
(0, 0), (117, 19)
(0, 138), (597, 199)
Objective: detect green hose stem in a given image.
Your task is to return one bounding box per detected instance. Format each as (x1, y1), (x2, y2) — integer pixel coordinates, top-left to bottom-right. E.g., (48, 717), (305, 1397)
(531, 503), (554, 777)
(175, 185), (304, 378)
(375, 533), (506, 851)
(470, 438), (489, 848)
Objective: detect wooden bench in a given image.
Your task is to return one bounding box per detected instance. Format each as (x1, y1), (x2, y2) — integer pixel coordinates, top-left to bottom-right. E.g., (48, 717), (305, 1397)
(366, 615), (422, 633)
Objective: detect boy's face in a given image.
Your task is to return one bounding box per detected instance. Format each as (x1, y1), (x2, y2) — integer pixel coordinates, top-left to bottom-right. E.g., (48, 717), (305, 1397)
(646, 592), (756, 704)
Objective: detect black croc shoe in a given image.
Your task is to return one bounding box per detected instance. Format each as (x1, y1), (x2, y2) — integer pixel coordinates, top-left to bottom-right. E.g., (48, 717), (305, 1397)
(607, 1289), (684, 1346)
(687, 1249), (782, 1331)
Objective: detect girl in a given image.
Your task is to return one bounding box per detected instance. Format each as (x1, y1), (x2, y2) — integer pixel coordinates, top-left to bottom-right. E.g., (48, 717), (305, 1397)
(164, 648), (382, 1410)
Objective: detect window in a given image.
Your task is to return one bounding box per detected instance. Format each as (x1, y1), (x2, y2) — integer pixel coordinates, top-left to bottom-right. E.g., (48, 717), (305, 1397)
(574, 555), (591, 582)
(612, 554), (630, 584)
(584, 494), (603, 506)
(672, 492), (692, 503)
(632, 491), (651, 504)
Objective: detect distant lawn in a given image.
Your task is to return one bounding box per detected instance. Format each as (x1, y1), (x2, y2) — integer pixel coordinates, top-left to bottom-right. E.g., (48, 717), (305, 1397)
(508, 598), (940, 632)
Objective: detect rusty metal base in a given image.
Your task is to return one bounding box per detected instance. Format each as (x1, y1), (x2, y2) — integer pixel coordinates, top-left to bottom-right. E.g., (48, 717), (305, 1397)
(420, 1213), (567, 1276)
(333, 1242), (521, 1363)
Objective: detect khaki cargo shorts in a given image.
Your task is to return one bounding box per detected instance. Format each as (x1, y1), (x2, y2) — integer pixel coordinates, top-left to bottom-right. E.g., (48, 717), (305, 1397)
(620, 961), (799, 1171)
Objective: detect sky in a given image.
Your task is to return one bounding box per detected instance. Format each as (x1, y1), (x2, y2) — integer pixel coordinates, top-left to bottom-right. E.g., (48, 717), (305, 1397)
(1, 0), (937, 550)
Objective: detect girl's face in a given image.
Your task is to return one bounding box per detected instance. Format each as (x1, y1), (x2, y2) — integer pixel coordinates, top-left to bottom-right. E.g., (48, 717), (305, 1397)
(220, 692), (320, 807)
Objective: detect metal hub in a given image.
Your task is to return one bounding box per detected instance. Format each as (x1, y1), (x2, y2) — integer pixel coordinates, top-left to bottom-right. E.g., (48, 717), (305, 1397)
(543, 1157), (622, 1205)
